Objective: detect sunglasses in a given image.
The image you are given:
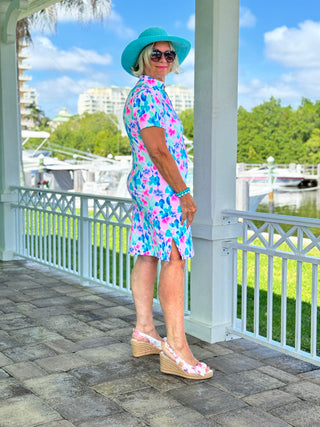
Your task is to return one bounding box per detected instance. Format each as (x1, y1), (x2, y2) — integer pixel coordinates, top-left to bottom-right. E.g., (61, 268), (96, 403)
(150, 49), (177, 63)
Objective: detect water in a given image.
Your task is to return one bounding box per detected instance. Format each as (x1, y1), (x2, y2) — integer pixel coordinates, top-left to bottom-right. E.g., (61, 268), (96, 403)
(257, 188), (320, 219)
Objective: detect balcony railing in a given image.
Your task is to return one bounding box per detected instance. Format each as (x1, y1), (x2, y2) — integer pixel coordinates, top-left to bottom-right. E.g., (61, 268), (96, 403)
(11, 186), (320, 366)
(11, 186), (190, 311)
(223, 209), (320, 365)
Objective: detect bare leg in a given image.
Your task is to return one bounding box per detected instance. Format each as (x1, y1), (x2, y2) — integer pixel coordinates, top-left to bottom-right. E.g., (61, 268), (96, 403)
(158, 241), (198, 366)
(131, 255), (162, 341)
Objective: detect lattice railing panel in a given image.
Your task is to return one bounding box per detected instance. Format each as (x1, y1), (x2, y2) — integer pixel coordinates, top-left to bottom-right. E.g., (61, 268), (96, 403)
(18, 189), (77, 215)
(93, 198), (133, 225)
(242, 216), (320, 261)
(223, 209), (320, 367)
(11, 187), (191, 313)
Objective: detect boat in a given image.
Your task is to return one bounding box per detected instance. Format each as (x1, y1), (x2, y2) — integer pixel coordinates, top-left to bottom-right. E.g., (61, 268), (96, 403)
(21, 130), (133, 196)
(237, 165), (318, 191)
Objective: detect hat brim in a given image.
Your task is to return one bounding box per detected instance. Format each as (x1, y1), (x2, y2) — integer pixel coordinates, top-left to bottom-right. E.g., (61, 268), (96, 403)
(121, 34), (191, 76)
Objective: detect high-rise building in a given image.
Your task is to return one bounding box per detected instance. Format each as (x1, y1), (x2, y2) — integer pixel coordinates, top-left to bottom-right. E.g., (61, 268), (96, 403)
(78, 84), (194, 119)
(165, 85), (194, 114)
(18, 42), (39, 130)
(78, 86), (131, 118)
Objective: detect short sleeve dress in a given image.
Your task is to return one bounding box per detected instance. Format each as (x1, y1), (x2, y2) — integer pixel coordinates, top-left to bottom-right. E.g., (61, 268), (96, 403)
(123, 75), (194, 261)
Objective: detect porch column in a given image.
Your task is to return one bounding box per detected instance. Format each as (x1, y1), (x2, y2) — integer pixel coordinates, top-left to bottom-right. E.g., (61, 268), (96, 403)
(0, 6), (21, 260)
(185, 0), (241, 342)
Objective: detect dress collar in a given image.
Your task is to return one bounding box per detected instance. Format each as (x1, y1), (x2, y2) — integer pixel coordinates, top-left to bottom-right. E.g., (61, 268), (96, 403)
(139, 75), (165, 90)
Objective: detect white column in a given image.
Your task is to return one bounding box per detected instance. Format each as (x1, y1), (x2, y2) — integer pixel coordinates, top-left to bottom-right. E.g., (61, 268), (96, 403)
(185, 0), (241, 342)
(0, 11), (21, 260)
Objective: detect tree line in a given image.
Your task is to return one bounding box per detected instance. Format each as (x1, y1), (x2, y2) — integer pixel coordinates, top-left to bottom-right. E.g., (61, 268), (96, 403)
(25, 112), (131, 158)
(238, 97), (320, 164)
(50, 112), (131, 158)
(181, 97), (320, 164)
(27, 97), (320, 164)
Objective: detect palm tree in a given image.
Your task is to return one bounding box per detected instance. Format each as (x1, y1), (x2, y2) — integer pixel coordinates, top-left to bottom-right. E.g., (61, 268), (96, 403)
(24, 103), (47, 128)
(16, 0), (112, 43)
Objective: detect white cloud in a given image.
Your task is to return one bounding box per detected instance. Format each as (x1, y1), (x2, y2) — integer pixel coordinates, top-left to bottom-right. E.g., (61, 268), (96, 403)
(172, 69), (194, 89)
(29, 36), (112, 73)
(238, 66), (320, 110)
(187, 14), (195, 31)
(293, 68), (320, 96)
(27, 36), (113, 116)
(265, 20), (320, 68)
(169, 48), (194, 88)
(34, 74), (111, 116)
(259, 20), (320, 108)
(238, 76), (300, 110)
(103, 10), (136, 39)
(182, 48), (194, 68)
(239, 7), (256, 28)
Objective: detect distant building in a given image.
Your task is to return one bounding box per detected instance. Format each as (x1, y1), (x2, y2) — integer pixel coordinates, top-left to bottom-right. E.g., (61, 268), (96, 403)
(78, 84), (194, 119)
(165, 85), (194, 114)
(78, 86), (131, 118)
(18, 42), (39, 130)
(49, 108), (72, 130)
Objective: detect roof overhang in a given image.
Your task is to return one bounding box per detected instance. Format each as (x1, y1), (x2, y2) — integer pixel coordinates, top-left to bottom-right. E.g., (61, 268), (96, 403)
(15, 0), (59, 20)
(1, 0), (59, 43)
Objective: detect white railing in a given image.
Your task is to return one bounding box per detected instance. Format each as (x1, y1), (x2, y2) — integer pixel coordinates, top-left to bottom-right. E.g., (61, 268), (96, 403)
(12, 186), (320, 364)
(11, 186), (190, 311)
(223, 209), (320, 365)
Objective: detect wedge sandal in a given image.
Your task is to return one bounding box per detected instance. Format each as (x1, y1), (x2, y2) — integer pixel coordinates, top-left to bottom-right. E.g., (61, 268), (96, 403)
(160, 341), (213, 380)
(131, 329), (163, 357)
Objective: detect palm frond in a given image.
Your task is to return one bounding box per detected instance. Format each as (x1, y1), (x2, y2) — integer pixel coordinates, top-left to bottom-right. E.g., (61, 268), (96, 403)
(16, 0), (112, 43)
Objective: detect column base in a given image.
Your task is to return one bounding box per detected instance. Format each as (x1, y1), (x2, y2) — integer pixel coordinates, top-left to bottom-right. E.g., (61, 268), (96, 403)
(0, 249), (15, 261)
(184, 316), (231, 343)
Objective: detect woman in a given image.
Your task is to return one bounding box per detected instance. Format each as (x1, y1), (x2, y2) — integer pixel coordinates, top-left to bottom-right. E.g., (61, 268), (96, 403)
(121, 27), (212, 380)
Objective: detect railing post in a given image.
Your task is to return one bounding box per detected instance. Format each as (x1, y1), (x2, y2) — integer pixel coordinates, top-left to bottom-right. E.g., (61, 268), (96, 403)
(79, 196), (90, 283)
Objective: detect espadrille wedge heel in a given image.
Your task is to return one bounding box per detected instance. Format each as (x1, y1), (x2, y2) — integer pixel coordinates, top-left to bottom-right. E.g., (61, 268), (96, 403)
(131, 329), (163, 357)
(160, 342), (213, 380)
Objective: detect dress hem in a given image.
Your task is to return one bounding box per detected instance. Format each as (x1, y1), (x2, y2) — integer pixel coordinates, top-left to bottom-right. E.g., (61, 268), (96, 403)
(129, 249), (194, 262)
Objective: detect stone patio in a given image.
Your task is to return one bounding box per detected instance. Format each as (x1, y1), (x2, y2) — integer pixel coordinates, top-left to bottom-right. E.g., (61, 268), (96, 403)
(0, 259), (320, 426)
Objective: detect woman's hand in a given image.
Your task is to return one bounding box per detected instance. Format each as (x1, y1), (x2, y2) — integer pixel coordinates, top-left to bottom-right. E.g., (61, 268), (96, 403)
(179, 193), (197, 227)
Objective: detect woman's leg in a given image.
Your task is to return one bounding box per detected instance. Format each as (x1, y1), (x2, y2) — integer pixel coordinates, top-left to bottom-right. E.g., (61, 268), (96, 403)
(131, 255), (162, 341)
(158, 241), (198, 366)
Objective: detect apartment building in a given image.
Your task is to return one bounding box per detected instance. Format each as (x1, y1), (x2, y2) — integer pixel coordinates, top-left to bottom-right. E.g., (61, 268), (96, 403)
(78, 86), (131, 117)
(18, 42), (39, 130)
(78, 84), (194, 118)
(165, 84), (194, 114)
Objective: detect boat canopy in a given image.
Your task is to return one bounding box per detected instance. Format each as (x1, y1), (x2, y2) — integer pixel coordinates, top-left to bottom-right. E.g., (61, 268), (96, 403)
(21, 130), (50, 141)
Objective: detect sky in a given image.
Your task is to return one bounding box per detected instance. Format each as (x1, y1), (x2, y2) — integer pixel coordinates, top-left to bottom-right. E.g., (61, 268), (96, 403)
(26, 0), (320, 119)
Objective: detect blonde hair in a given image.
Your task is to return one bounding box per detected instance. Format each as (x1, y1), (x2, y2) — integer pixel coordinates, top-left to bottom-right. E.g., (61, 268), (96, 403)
(131, 42), (180, 77)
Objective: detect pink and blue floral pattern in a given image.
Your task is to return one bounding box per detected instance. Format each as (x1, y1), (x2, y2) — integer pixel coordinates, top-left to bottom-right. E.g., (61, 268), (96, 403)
(123, 75), (194, 261)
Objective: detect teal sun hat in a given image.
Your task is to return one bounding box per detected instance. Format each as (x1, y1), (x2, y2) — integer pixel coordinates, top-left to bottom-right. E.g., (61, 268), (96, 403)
(121, 27), (191, 76)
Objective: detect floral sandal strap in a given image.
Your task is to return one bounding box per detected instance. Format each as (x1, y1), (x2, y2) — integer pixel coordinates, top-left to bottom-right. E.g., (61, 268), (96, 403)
(163, 341), (212, 376)
(133, 329), (163, 349)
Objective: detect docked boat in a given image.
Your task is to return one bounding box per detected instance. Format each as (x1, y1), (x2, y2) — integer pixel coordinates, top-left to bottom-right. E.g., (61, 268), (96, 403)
(237, 165), (318, 190)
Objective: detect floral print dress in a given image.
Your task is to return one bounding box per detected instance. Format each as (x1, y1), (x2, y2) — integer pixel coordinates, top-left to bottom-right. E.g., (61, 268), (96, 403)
(123, 75), (194, 261)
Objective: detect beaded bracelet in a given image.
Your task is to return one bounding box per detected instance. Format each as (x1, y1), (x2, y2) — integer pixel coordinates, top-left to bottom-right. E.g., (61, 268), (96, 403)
(176, 187), (190, 198)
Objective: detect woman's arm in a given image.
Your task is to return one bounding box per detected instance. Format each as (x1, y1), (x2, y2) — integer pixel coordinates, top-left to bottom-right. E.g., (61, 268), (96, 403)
(140, 126), (197, 227)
